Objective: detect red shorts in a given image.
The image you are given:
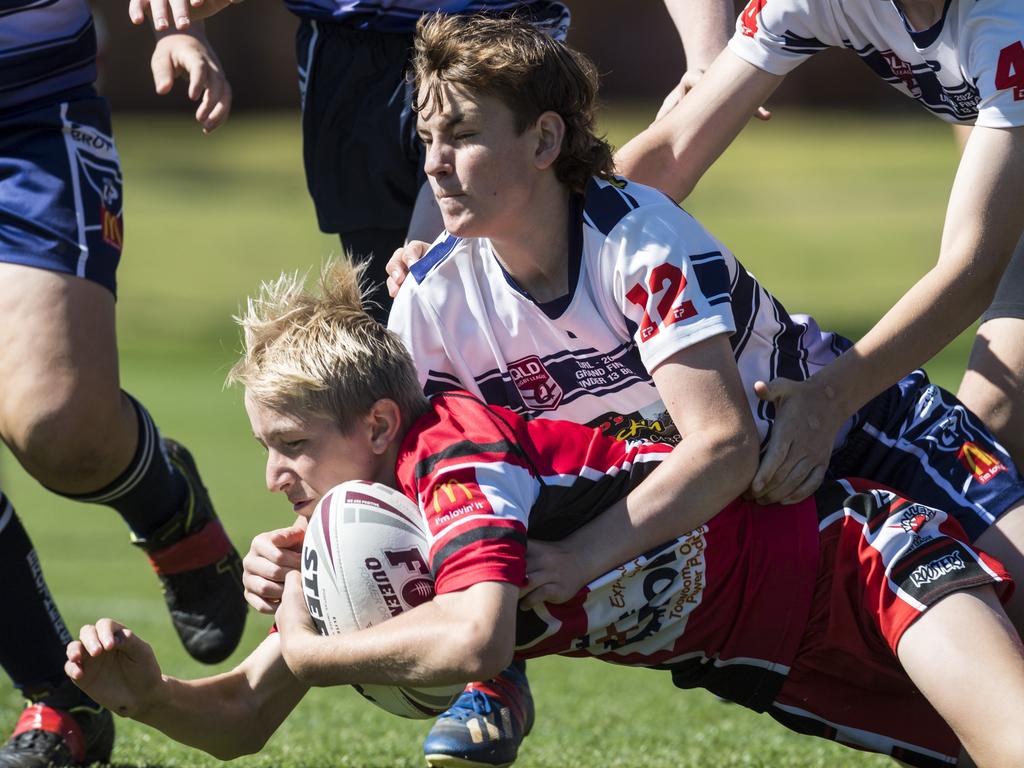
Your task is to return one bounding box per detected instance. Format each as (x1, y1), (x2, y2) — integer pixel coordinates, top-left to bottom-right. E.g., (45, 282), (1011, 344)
(769, 478), (1013, 767)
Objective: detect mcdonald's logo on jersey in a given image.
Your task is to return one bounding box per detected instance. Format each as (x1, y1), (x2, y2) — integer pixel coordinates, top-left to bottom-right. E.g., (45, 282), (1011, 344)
(957, 442), (1007, 485)
(101, 206), (122, 250)
(433, 479), (475, 514)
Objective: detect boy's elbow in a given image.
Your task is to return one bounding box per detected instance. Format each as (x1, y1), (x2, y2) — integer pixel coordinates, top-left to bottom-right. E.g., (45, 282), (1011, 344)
(454, 623), (514, 681)
(207, 733), (268, 761)
(720, 422), (759, 483)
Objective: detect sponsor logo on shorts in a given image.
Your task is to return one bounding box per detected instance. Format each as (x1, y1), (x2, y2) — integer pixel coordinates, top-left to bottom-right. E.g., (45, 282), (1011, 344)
(509, 355), (563, 411)
(101, 206), (122, 250)
(889, 504), (936, 534)
(910, 551), (966, 588)
(958, 441), (1008, 485)
(68, 123), (118, 161)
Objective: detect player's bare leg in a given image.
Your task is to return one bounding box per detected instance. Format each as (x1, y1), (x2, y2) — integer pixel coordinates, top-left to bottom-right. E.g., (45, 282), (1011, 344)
(972, 504), (1024, 633)
(0, 264), (246, 663)
(957, 314), (1024, 470)
(897, 586), (1024, 767)
(0, 265), (134, 491)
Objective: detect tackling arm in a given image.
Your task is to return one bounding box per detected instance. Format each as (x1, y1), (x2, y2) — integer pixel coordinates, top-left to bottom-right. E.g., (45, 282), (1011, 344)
(616, 49), (783, 199)
(277, 573), (518, 688)
(521, 335), (759, 607)
(749, 126), (1024, 503)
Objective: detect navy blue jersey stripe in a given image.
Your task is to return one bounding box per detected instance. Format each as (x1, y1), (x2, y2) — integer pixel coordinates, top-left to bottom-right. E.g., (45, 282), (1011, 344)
(411, 234), (460, 283)
(728, 263), (758, 359)
(690, 252), (730, 309)
(583, 179), (637, 236)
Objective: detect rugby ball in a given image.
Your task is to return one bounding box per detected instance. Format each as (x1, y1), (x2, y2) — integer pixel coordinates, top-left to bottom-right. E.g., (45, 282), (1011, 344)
(300, 480), (463, 719)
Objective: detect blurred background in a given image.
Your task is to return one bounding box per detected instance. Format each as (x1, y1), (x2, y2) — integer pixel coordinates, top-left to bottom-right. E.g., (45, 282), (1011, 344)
(0, 3), (964, 766)
(93, 0), (918, 112)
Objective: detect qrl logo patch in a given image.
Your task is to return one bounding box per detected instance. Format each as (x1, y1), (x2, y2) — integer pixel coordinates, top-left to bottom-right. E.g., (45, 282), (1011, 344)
(509, 355), (563, 411)
(881, 51), (922, 98)
(958, 442), (1008, 485)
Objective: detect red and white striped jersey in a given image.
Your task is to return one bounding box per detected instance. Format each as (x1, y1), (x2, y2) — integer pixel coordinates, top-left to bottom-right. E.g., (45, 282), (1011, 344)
(729, 0), (1024, 127)
(395, 391), (820, 707)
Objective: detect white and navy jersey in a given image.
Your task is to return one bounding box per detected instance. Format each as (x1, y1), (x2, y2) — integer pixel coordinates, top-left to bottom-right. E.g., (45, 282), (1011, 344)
(729, 0), (1024, 127)
(389, 177), (851, 449)
(1, 0), (96, 113)
(284, 0), (569, 37)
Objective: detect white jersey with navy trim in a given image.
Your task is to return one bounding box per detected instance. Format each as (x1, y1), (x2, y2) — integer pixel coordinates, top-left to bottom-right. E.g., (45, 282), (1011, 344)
(729, 0), (1024, 127)
(284, 0), (569, 37)
(0, 0), (96, 112)
(389, 177), (851, 448)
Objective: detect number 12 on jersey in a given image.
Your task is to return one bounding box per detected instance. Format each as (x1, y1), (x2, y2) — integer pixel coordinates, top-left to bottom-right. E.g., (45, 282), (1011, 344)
(625, 263), (697, 342)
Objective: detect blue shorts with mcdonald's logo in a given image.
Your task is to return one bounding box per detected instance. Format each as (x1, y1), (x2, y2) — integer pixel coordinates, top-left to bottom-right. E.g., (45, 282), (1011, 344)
(828, 369), (1024, 541)
(0, 89), (123, 296)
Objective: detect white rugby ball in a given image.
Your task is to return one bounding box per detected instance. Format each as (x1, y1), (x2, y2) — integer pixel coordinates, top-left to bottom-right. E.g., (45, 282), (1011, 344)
(300, 480), (463, 719)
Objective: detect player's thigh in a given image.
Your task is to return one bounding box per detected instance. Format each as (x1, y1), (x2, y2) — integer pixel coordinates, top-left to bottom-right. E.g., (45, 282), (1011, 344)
(897, 587), (1024, 767)
(958, 316), (1024, 468)
(973, 502), (1024, 631)
(0, 96), (128, 452)
(0, 264), (125, 443)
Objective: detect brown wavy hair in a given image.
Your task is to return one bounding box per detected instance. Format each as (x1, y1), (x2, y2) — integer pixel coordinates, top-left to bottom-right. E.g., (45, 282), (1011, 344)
(412, 12), (615, 193)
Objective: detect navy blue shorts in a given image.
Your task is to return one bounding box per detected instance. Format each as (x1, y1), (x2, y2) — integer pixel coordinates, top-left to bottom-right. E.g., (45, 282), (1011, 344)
(829, 370), (1024, 541)
(0, 92), (123, 296)
(296, 19), (424, 236)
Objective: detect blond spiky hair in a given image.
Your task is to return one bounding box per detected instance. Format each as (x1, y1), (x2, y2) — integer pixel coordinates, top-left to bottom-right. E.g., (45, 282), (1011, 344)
(227, 258), (427, 432)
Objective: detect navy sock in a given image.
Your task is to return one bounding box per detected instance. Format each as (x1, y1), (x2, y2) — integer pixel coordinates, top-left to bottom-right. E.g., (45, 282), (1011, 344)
(0, 492), (92, 706)
(57, 393), (187, 539)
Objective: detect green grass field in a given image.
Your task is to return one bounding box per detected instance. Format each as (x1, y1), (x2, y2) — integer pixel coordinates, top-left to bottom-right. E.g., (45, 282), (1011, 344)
(0, 107), (969, 767)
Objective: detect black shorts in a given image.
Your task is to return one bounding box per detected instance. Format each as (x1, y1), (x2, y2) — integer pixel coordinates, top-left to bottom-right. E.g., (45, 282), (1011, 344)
(296, 19), (424, 236)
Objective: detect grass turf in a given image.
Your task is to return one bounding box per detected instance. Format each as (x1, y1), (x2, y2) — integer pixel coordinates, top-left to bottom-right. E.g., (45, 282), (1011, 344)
(0, 106), (969, 767)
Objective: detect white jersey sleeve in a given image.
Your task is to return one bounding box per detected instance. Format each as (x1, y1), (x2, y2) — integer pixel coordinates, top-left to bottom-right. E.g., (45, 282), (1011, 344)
(388, 245), (465, 396)
(967, 5), (1024, 128)
(727, 0), (834, 76)
(600, 201), (737, 373)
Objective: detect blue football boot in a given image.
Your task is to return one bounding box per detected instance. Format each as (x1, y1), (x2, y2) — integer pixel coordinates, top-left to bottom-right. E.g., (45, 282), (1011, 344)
(423, 661), (534, 768)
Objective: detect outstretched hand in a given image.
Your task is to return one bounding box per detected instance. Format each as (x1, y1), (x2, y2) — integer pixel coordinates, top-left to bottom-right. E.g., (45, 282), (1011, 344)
(749, 377), (843, 505)
(65, 619), (162, 718)
(519, 540), (586, 610)
(242, 518), (306, 614)
(150, 31), (231, 132)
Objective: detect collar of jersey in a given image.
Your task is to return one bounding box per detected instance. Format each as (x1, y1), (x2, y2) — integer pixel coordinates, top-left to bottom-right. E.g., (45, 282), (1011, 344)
(492, 192), (584, 320)
(890, 0), (953, 49)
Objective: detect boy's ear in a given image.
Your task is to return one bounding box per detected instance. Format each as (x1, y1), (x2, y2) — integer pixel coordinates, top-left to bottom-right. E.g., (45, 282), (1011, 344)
(366, 399), (403, 454)
(534, 111), (565, 171)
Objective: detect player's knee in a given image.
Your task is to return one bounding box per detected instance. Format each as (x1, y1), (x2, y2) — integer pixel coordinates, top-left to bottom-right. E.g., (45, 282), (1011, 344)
(11, 399), (130, 488)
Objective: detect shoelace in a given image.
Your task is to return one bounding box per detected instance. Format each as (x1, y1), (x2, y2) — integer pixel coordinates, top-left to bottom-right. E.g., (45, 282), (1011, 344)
(439, 688), (497, 720)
